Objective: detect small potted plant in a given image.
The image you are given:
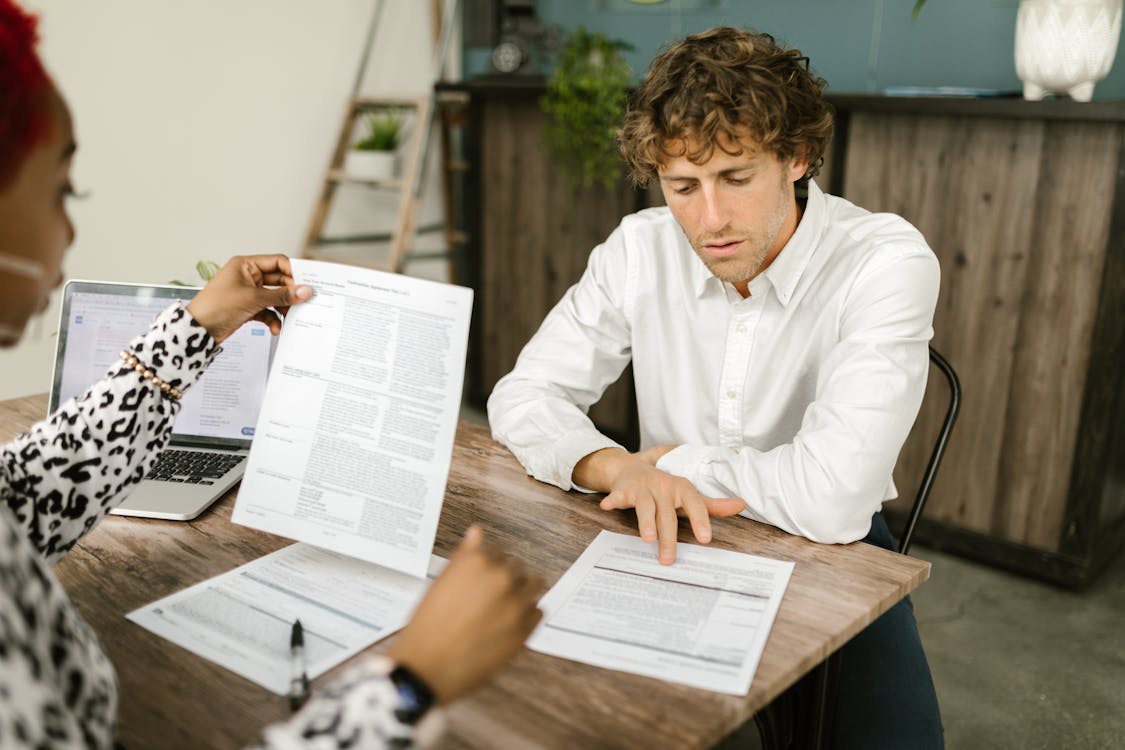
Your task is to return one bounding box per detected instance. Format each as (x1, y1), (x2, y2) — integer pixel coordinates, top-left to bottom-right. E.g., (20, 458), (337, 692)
(345, 110), (401, 180)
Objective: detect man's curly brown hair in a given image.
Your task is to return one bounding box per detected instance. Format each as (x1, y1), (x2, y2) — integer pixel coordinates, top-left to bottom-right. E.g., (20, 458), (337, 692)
(619, 27), (834, 187)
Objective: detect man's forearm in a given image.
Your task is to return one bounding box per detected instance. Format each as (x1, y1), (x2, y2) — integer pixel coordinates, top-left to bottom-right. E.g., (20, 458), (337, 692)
(575, 444), (682, 492)
(573, 447), (646, 492)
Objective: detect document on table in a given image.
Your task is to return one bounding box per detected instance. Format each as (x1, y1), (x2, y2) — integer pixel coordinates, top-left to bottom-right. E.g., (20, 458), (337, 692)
(232, 259), (473, 578)
(528, 531), (794, 695)
(127, 543), (445, 694)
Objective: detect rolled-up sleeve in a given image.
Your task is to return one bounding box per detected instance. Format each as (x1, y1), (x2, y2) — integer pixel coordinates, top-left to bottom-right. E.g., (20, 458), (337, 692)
(487, 231), (634, 491)
(0, 303), (220, 563)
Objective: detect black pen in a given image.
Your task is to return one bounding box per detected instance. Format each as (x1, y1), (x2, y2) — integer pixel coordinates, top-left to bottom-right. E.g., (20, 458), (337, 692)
(289, 619), (309, 711)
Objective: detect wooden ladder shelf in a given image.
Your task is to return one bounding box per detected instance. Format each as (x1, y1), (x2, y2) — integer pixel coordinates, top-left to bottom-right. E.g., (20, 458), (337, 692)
(302, 95), (432, 273)
(301, 0), (461, 275)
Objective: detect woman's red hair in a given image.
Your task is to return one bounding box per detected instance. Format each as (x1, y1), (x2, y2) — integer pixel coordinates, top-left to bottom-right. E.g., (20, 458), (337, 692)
(0, 0), (52, 188)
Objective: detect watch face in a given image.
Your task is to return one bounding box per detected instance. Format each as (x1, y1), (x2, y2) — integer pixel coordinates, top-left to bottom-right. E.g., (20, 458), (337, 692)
(389, 665), (435, 725)
(492, 41), (524, 73)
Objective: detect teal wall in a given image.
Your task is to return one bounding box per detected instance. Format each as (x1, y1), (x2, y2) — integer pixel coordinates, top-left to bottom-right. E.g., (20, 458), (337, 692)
(465, 0), (1125, 100)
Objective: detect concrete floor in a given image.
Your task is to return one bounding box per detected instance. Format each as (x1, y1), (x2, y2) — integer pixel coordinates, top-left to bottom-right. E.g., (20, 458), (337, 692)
(911, 543), (1125, 749)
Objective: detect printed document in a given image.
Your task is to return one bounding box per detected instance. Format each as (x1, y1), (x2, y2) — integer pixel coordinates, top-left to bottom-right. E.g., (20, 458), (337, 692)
(127, 543), (445, 694)
(528, 531), (793, 695)
(232, 259), (473, 577)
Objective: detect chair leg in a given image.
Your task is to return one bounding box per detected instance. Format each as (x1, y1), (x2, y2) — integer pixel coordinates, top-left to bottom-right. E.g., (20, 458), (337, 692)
(754, 703), (790, 749)
(799, 652), (842, 749)
(745, 650), (842, 750)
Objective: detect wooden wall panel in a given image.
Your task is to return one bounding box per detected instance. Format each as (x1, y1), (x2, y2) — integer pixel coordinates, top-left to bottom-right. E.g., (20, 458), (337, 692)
(851, 113), (1116, 552)
(478, 97), (639, 441)
(1084, 191), (1125, 537)
(996, 122), (1118, 548)
(846, 113), (1042, 541)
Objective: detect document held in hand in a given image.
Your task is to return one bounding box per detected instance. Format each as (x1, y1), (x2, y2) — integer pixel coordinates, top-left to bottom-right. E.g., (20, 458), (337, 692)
(232, 259), (473, 577)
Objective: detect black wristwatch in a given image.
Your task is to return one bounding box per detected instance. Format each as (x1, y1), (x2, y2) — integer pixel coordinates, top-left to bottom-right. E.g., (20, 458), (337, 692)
(389, 664), (436, 725)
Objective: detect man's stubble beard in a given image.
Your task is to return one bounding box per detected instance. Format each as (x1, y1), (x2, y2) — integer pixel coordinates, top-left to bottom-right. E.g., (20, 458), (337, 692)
(688, 175), (792, 285)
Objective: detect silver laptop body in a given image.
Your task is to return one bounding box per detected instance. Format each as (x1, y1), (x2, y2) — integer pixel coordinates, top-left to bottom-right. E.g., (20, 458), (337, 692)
(49, 280), (274, 521)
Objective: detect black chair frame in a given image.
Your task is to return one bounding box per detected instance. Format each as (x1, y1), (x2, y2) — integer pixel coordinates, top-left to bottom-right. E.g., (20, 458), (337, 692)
(898, 346), (962, 556)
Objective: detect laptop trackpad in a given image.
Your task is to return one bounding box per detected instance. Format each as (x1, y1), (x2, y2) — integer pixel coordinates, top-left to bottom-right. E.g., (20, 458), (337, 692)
(111, 473), (242, 522)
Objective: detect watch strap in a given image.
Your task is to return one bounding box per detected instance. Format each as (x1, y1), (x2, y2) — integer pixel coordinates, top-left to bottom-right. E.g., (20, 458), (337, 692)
(388, 664), (436, 725)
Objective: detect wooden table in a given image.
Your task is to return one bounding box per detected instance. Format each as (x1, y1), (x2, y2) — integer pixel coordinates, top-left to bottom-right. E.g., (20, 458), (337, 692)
(1, 394), (930, 749)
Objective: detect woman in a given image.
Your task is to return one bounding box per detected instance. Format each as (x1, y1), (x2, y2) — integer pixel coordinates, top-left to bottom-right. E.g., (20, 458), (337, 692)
(0, 2), (542, 747)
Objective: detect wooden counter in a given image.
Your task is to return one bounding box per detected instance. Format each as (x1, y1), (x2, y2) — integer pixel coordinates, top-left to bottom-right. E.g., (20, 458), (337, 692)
(441, 81), (1125, 586)
(441, 77), (645, 446)
(827, 95), (1125, 588)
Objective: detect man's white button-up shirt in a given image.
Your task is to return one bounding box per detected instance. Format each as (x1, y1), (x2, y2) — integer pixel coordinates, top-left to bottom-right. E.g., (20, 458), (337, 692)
(487, 180), (940, 544)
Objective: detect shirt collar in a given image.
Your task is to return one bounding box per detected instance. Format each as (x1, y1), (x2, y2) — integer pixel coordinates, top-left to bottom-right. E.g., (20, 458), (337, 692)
(688, 179), (828, 305)
(689, 242), (716, 297)
(761, 179), (826, 307)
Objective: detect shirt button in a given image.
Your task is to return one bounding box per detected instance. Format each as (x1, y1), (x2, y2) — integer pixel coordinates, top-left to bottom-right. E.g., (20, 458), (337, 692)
(736, 324), (747, 334)
(726, 389), (737, 399)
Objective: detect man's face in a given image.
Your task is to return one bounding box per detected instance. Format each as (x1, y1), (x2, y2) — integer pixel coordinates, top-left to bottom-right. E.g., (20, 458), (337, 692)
(658, 135), (807, 295)
(0, 86), (76, 347)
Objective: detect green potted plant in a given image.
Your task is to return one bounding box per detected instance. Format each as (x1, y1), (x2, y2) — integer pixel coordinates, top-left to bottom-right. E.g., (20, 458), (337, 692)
(541, 27), (633, 189)
(170, 260), (221, 287)
(345, 109), (401, 180)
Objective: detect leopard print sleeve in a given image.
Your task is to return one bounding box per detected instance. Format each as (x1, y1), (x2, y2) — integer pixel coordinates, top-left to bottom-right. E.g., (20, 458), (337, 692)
(0, 302), (219, 565)
(251, 656), (427, 750)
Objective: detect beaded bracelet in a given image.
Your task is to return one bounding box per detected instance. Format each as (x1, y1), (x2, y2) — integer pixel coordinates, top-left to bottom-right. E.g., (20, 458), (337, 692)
(119, 349), (183, 401)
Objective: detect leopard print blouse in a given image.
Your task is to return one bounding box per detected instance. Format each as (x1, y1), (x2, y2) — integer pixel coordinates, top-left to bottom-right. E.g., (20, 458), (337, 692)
(0, 304), (417, 749)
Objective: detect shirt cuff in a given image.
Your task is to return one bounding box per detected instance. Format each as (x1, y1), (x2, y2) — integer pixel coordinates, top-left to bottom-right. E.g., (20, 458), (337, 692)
(655, 444), (727, 495)
(554, 430), (624, 493)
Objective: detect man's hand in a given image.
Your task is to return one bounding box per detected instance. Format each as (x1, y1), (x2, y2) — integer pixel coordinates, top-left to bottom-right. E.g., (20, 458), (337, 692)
(386, 526), (543, 704)
(186, 254), (312, 343)
(575, 447), (745, 565)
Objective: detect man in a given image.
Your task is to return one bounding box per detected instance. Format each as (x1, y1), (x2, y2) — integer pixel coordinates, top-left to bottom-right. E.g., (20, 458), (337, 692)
(488, 27), (943, 748)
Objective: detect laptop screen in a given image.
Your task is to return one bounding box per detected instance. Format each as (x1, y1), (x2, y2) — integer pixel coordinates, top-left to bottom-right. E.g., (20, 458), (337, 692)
(50, 281), (274, 449)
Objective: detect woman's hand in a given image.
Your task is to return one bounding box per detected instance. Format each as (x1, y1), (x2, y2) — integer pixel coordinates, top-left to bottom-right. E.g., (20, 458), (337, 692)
(185, 254), (312, 343)
(386, 526), (543, 704)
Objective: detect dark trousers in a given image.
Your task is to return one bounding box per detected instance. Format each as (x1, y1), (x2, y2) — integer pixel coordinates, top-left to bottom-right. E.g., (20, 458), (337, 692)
(829, 512), (944, 749)
(747, 513), (944, 749)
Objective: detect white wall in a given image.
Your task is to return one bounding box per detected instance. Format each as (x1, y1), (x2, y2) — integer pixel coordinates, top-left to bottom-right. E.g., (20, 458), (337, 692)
(1, 0), (458, 399)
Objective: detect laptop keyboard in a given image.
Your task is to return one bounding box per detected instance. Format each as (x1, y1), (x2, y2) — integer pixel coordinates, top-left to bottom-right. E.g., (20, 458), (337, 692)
(146, 450), (245, 485)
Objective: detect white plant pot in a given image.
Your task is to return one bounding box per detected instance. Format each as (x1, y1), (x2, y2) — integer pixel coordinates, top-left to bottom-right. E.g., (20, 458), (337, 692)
(345, 150), (397, 180)
(1015, 0), (1123, 101)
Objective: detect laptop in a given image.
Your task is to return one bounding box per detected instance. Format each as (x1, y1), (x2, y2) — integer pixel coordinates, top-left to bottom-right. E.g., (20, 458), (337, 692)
(49, 280), (275, 520)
